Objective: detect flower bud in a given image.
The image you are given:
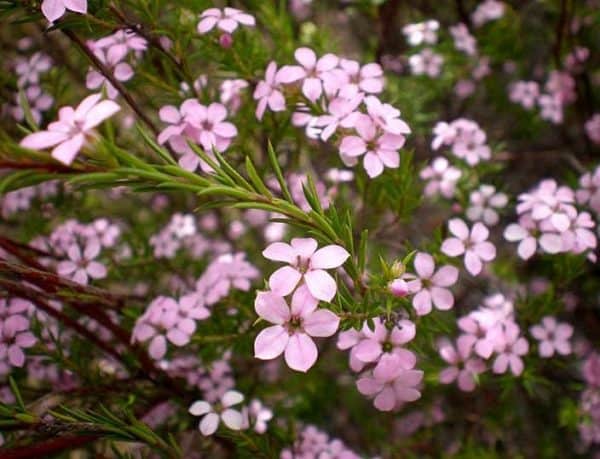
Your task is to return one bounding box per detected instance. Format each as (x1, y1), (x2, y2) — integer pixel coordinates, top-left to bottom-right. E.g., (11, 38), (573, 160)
(219, 33), (233, 48)
(390, 260), (405, 278)
(389, 278), (409, 297)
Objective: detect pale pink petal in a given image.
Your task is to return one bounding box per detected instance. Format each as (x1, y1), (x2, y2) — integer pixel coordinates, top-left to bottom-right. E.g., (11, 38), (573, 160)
(448, 218), (469, 239)
(353, 339), (382, 363)
(86, 261), (107, 279)
(414, 252), (435, 278)
(295, 47), (317, 69)
(197, 17), (218, 34)
(284, 333), (318, 372)
(189, 401), (211, 416)
(254, 325), (289, 360)
(8, 346), (25, 367)
(41, 0), (66, 22)
(221, 391), (244, 407)
(82, 100), (121, 130)
(199, 412), (220, 435)
(412, 289), (432, 315)
(373, 387), (397, 411)
(262, 242), (295, 263)
(221, 409), (243, 430)
(290, 238), (318, 258)
(310, 245), (350, 269)
(63, 0), (87, 13)
(304, 269), (337, 302)
(290, 284), (319, 317)
(464, 250), (483, 276)
(439, 366), (459, 384)
(268, 266), (302, 297)
(441, 238), (465, 257)
(51, 134), (84, 165)
(431, 265), (458, 287)
(431, 287), (454, 310)
(255, 291), (290, 324)
(148, 335), (166, 360)
(20, 131), (69, 150)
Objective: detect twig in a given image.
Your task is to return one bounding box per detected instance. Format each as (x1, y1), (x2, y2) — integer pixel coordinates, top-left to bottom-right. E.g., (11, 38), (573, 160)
(0, 279), (124, 363)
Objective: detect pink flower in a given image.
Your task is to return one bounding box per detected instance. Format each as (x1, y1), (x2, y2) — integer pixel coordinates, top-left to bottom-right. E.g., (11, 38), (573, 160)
(441, 219), (496, 276)
(538, 93), (563, 124)
(585, 114), (600, 146)
(337, 59), (384, 96)
(449, 23), (477, 56)
(492, 321), (528, 376)
(158, 100), (237, 171)
(402, 252), (459, 315)
(438, 338), (485, 391)
(41, 0), (87, 23)
(253, 62), (286, 120)
(472, 0), (505, 27)
(20, 94), (120, 165)
(132, 296), (197, 360)
(530, 316), (573, 357)
(93, 30), (148, 62)
(85, 47), (134, 99)
(356, 355), (423, 411)
(457, 315), (497, 359)
(56, 239), (107, 285)
(0, 299), (36, 369)
(197, 8), (255, 34)
(402, 20), (440, 46)
(253, 286), (340, 372)
(316, 94), (363, 141)
(189, 390), (245, 436)
(339, 114), (406, 178)
(364, 95), (411, 136)
(504, 216), (560, 260)
(262, 238), (349, 302)
(278, 47), (339, 102)
(242, 399), (273, 434)
(351, 318), (416, 372)
(577, 165), (600, 213)
(466, 184), (508, 226)
(420, 157), (462, 198)
(509, 81), (540, 110)
(409, 48), (444, 77)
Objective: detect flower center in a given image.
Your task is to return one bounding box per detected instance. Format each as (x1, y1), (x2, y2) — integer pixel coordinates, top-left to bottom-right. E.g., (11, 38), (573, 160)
(287, 315), (303, 334)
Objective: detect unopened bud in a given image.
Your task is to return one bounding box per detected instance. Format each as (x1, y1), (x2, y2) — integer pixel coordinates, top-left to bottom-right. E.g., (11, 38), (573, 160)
(390, 260), (405, 278)
(219, 33), (233, 48)
(389, 278), (409, 297)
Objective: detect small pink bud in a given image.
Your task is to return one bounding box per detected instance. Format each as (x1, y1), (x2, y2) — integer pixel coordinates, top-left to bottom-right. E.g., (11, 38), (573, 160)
(219, 33), (233, 48)
(389, 278), (409, 297)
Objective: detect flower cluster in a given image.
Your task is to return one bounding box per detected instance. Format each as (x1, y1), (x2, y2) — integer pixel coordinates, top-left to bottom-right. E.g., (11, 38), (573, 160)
(188, 390), (273, 436)
(254, 48), (411, 178)
(253, 238), (347, 372)
(158, 100), (238, 172)
(431, 118), (491, 165)
(504, 179), (597, 260)
(86, 30), (147, 99)
(0, 298), (36, 374)
(280, 425), (362, 459)
(9, 50), (54, 124)
(133, 251), (257, 360)
(437, 293), (531, 393)
(338, 318), (423, 411)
